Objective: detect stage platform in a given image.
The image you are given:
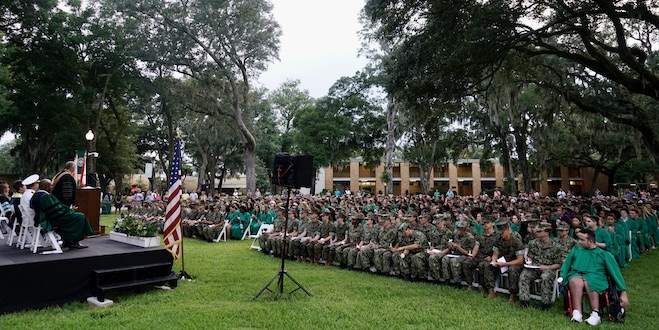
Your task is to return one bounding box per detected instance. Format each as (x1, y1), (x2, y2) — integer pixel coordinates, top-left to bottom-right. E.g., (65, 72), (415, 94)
(0, 235), (174, 314)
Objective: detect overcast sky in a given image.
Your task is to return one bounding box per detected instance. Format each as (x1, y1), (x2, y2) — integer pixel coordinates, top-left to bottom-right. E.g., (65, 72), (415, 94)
(256, 0), (370, 98)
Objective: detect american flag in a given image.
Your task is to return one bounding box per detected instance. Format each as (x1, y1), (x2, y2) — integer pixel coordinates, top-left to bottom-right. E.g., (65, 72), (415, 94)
(163, 137), (182, 259)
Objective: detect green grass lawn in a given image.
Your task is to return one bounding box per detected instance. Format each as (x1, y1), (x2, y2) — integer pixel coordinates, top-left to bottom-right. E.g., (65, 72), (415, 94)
(1, 215), (655, 329)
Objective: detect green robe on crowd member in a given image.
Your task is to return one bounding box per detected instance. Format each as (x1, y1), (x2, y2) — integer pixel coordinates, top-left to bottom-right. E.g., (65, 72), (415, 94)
(604, 228), (619, 263)
(252, 211), (271, 235)
(647, 213), (658, 247)
(621, 217), (639, 259)
(30, 190), (93, 243)
(560, 246), (627, 293)
(594, 227), (613, 254)
(510, 222), (520, 233)
(638, 217), (651, 250)
(229, 210), (243, 239)
(614, 221), (630, 268)
(470, 221), (483, 235)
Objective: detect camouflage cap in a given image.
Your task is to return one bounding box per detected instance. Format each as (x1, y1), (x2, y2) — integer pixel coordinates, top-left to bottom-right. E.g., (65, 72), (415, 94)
(536, 222), (552, 232)
(367, 213), (377, 221)
(419, 212), (431, 219)
(455, 220), (469, 229)
(557, 223), (570, 231)
(495, 217), (509, 228)
(337, 211), (347, 219)
(351, 213), (364, 221)
(401, 216), (410, 222)
(407, 210), (418, 218)
(482, 215), (496, 224)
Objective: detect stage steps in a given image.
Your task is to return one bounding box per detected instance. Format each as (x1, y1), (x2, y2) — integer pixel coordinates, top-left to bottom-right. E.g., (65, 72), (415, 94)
(92, 262), (178, 302)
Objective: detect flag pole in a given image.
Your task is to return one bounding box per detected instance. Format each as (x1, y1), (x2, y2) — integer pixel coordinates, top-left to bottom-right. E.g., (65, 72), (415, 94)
(175, 131), (192, 280)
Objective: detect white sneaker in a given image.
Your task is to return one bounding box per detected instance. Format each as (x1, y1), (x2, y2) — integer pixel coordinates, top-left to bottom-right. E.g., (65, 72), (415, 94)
(585, 311), (601, 326)
(571, 310), (583, 323)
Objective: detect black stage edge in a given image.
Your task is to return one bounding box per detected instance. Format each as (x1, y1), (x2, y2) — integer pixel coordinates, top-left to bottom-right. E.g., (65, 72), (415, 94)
(0, 235), (174, 314)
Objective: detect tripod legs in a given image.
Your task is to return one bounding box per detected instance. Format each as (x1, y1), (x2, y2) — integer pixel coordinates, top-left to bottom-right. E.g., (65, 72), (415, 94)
(250, 270), (312, 301)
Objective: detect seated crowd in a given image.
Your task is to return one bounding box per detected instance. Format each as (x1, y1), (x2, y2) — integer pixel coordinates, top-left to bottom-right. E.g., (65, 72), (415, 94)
(125, 189), (647, 325)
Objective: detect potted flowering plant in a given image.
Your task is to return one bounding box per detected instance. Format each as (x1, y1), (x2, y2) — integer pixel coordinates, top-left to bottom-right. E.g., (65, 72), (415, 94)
(109, 217), (161, 247)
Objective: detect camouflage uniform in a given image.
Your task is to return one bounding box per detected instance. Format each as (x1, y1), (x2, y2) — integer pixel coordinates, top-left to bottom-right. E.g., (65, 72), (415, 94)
(338, 224), (363, 267)
(411, 223), (439, 279)
(428, 226), (452, 281)
(518, 237), (564, 304)
(553, 235), (577, 260)
(355, 224), (380, 269)
(392, 229), (427, 277)
(482, 234), (525, 293)
(441, 226), (476, 284)
(290, 218), (309, 259)
(374, 224), (398, 273)
(311, 220), (336, 262)
(324, 221), (349, 265)
(262, 215), (283, 254)
(300, 219), (323, 260)
(465, 230), (498, 287)
(271, 218), (298, 257)
(201, 210), (226, 241)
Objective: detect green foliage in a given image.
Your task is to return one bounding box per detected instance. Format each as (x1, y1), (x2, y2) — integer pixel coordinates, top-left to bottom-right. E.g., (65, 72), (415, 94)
(294, 73), (386, 170)
(112, 217), (159, 237)
(364, 0), (659, 158)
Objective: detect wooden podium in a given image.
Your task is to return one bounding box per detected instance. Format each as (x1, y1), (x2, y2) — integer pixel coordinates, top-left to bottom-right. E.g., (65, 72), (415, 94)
(76, 187), (101, 235)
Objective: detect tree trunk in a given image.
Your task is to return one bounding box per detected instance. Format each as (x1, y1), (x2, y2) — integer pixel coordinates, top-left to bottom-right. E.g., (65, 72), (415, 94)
(590, 168), (600, 196)
(217, 166), (226, 192)
(385, 96), (396, 194)
(501, 133), (517, 195)
(514, 130), (533, 192)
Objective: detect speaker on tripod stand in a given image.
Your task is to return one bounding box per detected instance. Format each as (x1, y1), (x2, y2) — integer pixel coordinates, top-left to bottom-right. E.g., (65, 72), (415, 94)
(252, 152), (314, 301)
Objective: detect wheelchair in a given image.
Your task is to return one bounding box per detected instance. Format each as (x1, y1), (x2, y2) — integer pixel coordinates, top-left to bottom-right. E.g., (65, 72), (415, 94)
(563, 276), (626, 323)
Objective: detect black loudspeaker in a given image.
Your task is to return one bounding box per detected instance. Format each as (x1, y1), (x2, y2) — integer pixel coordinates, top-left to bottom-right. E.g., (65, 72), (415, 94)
(293, 154), (314, 188)
(271, 153), (314, 188)
(86, 173), (98, 188)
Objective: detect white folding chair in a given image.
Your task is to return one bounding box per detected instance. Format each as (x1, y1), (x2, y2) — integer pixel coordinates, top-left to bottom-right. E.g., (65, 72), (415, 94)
(212, 220), (228, 242)
(0, 203), (9, 239)
(17, 205), (37, 250)
(250, 224), (273, 251)
(6, 204), (18, 246)
(241, 218), (255, 240)
(31, 226), (63, 254)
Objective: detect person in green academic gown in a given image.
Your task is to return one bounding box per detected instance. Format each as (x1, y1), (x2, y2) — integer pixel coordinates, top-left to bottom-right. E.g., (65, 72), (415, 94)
(30, 179), (93, 249)
(560, 229), (629, 325)
(229, 204), (247, 239)
(619, 209), (638, 260)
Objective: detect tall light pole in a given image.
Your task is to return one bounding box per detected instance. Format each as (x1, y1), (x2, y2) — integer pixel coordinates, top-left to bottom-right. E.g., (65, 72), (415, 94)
(85, 129), (95, 187)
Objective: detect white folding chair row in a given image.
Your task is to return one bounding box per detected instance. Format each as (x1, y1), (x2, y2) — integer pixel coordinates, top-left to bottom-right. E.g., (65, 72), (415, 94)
(241, 218), (254, 240)
(0, 202), (10, 240)
(17, 205), (62, 254)
(16, 205), (36, 249)
(250, 224), (273, 251)
(6, 204), (18, 246)
(213, 220), (229, 242)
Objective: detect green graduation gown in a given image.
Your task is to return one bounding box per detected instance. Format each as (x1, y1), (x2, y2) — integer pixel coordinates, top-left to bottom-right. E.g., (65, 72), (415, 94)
(560, 246), (627, 293)
(30, 190), (93, 243)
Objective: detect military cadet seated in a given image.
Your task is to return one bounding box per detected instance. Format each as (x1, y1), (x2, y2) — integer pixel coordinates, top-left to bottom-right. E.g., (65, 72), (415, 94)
(518, 222), (564, 310)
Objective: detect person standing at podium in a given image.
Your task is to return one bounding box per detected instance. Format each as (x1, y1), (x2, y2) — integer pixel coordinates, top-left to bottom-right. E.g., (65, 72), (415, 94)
(52, 161), (77, 207)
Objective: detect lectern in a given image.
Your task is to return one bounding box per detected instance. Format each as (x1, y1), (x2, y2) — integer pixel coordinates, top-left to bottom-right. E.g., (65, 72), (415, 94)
(76, 187), (101, 235)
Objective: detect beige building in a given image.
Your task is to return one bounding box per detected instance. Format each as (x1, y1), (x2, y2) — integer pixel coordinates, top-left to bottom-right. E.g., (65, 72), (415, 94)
(322, 158), (609, 196)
